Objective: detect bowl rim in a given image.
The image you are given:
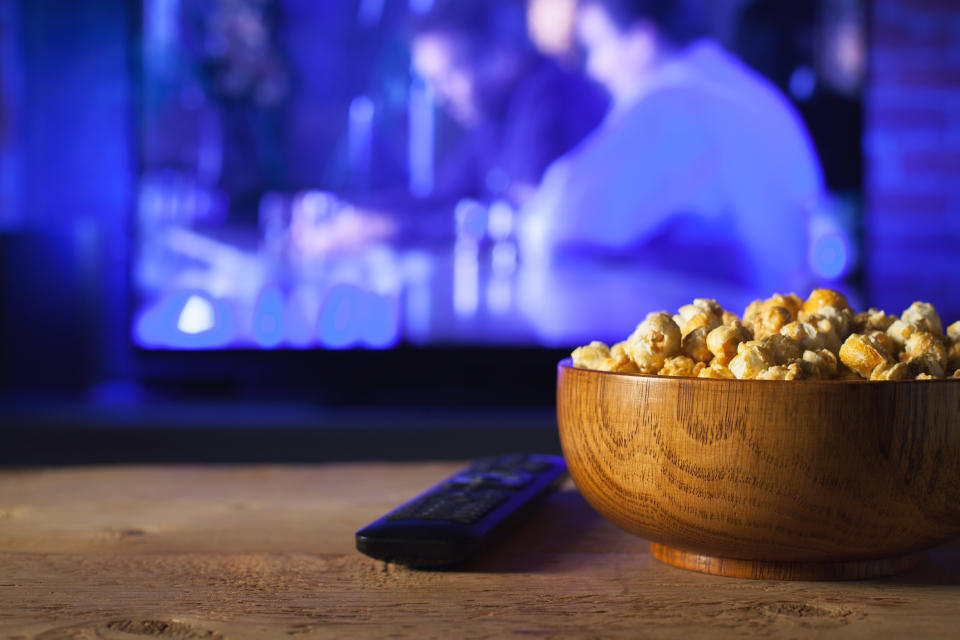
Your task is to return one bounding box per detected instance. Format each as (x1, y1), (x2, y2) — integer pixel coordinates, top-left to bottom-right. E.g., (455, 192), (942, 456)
(557, 358), (960, 385)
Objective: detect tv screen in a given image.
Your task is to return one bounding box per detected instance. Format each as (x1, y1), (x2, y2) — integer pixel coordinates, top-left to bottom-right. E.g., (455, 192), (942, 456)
(132, 0), (866, 352)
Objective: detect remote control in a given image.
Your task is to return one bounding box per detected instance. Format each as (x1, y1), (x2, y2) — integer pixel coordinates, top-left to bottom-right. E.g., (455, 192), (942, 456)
(355, 453), (568, 567)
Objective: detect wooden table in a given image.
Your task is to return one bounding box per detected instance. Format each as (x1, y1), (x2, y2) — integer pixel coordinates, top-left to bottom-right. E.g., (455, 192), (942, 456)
(1, 464), (958, 639)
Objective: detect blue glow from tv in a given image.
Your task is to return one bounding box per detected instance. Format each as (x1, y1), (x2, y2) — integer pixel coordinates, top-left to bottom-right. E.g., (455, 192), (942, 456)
(252, 285), (285, 348)
(362, 293), (400, 349)
(811, 233), (849, 281)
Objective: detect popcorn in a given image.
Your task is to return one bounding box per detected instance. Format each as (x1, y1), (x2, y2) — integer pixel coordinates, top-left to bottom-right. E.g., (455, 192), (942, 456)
(903, 332), (947, 366)
(675, 299), (723, 337)
(852, 308), (897, 334)
(797, 312), (845, 354)
(571, 341), (640, 373)
(839, 333), (894, 379)
(729, 343), (771, 379)
(659, 356), (705, 378)
(901, 301), (943, 336)
(682, 326), (714, 363)
(803, 288), (850, 314)
(946, 321), (960, 373)
(803, 348), (838, 379)
(570, 290), (958, 382)
(901, 331), (947, 379)
(721, 310), (741, 327)
(948, 320), (960, 343)
(610, 341), (642, 374)
(780, 321), (827, 352)
(760, 334), (804, 365)
(870, 362), (911, 381)
(753, 305), (793, 340)
(949, 341), (960, 374)
(885, 319), (915, 354)
(743, 300), (763, 331)
(698, 363), (735, 379)
(706, 324), (748, 366)
(625, 312), (682, 374)
(572, 341), (609, 369)
(907, 354), (946, 379)
(756, 362), (806, 381)
(866, 330), (896, 356)
(770, 293), (804, 319)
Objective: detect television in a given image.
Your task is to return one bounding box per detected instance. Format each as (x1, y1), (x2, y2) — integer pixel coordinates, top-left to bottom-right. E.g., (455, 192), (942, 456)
(1, 0), (867, 410)
(124, 0), (866, 404)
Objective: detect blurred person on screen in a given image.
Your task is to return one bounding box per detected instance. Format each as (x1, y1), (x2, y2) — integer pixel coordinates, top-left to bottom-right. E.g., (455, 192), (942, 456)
(408, 0), (608, 209)
(517, 0), (824, 339)
(303, 0), (609, 252)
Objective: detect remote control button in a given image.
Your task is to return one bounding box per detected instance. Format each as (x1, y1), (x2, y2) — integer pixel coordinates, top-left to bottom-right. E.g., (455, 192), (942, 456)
(449, 470), (534, 489)
(385, 489), (510, 524)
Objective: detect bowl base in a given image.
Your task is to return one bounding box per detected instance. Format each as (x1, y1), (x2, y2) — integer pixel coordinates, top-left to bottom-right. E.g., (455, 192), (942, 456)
(649, 543), (926, 581)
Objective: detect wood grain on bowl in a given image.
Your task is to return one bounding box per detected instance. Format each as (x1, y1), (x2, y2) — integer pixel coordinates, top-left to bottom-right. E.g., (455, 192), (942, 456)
(556, 359), (960, 580)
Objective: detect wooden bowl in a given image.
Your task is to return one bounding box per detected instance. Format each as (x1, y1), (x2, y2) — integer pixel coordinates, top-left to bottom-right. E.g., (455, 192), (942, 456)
(556, 359), (960, 580)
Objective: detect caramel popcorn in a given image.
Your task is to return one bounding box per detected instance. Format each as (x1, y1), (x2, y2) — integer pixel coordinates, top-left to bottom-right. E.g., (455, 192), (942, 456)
(903, 332), (947, 366)
(803, 288), (850, 314)
(799, 304), (852, 338)
(906, 354), (946, 379)
(625, 312), (682, 374)
(852, 308), (897, 334)
(949, 341), (960, 375)
(885, 319), (915, 354)
(675, 299), (723, 337)
(866, 330), (896, 356)
(610, 341), (642, 374)
(721, 310), (741, 327)
(780, 321), (827, 352)
(571, 341), (609, 369)
(902, 301), (943, 335)
(760, 333), (805, 365)
(681, 326), (713, 363)
(742, 300), (763, 331)
(571, 341), (640, 374)
(948, 320), (960, 343)
(756, 362), (807, 381)
(706, 323), (748, 366)
(753, 305), (793, 340)
(802, 348), (838, 379)
(796, 312), (844, 353)
(728, 342), (771, 379)
(870, 362), (911, 381)
(770, 293), (804, 319)
(945, 321), (960, 375)
(698, 363), (735, 379)
(839, 333), (894, 378)
(659, 356), (705, 378)
(570, 290), (959, 381)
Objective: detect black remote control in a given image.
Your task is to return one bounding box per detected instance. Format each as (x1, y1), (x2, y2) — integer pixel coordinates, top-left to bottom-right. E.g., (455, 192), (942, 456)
(355, 453), (568, 567)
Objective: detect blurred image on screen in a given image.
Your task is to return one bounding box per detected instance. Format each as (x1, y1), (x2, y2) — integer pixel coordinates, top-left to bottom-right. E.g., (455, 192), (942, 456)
(133, 0), (865, 350)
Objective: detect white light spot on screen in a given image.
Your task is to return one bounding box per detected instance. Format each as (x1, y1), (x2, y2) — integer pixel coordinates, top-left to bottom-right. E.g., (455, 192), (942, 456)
(177, 294), (215, 335)
(453, 241), (479, 319)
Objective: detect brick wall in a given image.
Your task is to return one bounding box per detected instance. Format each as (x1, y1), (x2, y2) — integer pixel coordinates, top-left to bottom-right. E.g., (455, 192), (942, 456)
(866, 0), (960, 320)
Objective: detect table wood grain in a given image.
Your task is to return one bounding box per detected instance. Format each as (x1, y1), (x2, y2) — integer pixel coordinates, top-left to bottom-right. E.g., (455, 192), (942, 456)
(1, 464), (958, 639)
